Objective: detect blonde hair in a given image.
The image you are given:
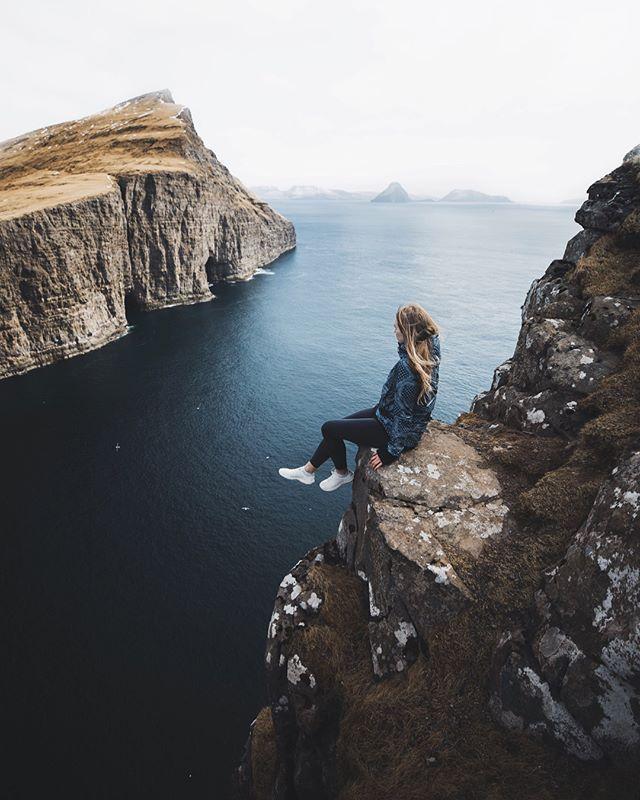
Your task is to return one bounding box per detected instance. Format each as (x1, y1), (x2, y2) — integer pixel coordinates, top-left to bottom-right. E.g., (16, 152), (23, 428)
(395, 303), (440, 404)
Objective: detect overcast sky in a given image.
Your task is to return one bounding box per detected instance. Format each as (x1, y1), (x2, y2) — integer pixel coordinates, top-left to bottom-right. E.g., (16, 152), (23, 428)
(2, 0), (639, 202)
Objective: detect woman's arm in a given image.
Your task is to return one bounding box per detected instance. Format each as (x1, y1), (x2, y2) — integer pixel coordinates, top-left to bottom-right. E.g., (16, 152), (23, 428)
(376, 361), (420, 465)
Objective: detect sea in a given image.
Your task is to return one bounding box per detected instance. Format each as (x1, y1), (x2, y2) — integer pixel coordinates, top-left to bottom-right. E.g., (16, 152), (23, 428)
(1, 200), (580, 798)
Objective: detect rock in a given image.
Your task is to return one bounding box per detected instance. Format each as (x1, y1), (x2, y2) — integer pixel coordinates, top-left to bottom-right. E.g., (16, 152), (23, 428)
(262, 542), (345, 799)
(482, 145), (640, 765)
(371, 182), (411, 203)
(521, 260), (585, 321)
(0, 90), (295, 378)
(240, 144), (640, 798)
(471, 239), (623, 434)
(368, 606), (420, 678)
(563, 229), (601, 264)
(340, 421), (511, 677)
(0, 186), (130, 376)
(491, 451), (640, 761)
(579, 295), (640, 345)
(438, 189), (511, 203)
(575, 159), (640, 232)
(472, 384), (590, 437)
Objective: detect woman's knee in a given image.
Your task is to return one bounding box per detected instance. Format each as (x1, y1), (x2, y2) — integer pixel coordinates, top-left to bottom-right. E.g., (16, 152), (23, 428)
(321, 419), (338, 437)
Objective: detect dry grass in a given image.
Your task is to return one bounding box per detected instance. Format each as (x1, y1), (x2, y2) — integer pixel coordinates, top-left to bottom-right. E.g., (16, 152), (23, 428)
(0, 94), (195, 220)
(325, 560), (635, 800)
(515, 460), (603, 527)
(249, 707), (277, 800)
(571, 232), (640, 297)
(253, 541), (639, 799)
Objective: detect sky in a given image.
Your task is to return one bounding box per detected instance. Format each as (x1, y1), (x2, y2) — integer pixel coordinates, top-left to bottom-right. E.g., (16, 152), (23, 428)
(1, 0), (639, 202)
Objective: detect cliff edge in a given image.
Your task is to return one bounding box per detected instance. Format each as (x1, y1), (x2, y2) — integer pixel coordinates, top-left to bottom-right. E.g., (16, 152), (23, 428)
(0, 90), (296, 378)
(238, 146), (640, 799)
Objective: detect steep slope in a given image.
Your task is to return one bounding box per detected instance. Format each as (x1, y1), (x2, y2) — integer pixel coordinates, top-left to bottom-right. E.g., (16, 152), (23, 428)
(237, 145), (640, 799)
(0, 90), (296, 379)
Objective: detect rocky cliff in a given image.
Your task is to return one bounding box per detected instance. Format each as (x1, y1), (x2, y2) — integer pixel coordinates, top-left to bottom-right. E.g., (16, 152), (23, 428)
(0, 90), (295, 379)
(237, 146), (640, 800)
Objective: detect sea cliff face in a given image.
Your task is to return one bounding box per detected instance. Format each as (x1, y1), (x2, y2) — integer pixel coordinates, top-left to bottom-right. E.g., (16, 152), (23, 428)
(0, 90), (295, 378)
(238, 148), (640, 799)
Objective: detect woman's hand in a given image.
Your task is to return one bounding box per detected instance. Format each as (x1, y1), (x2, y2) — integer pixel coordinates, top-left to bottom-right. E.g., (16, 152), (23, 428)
(369, 452), (383, 470)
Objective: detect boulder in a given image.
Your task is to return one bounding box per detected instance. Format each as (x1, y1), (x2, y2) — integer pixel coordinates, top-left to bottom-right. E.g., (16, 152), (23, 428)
(339, 421), (511, 677)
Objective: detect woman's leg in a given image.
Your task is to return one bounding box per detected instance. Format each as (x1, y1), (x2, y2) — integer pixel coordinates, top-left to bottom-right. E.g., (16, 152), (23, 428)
(309, 414), (388, 471)
(307, 407), (378, 471)
(343, 405), (378, 419)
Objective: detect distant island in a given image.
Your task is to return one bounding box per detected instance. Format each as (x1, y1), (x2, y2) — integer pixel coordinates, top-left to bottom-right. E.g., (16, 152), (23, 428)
(252, 183), (514, 204)
(439, 189), (511, 203)
(371, 182), (411, 203)
(250, 185), (376, 202)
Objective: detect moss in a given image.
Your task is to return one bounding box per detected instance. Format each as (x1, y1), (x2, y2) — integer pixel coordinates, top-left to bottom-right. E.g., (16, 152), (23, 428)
(294, 565), (371, 710)
(249, 707), (277, 800)
(571, 232), (640, 297)
(454, 413), (574, 520)
(329, 568), (637, 800)
(579, 406), (640, 456)
(605, 307), (640, 351)
(583, 367), (640, 413)
(515, 462), (602, 528)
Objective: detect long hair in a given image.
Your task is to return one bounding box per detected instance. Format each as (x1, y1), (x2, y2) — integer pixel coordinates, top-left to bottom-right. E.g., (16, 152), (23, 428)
(395, 303), (440, 404)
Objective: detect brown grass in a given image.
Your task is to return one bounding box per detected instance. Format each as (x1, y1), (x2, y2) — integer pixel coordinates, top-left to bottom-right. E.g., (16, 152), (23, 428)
(249, 707), (277, 800)
(0, 94), (195, 220)
(325, 558), (636, 800)
(571, 233), (640, 297)
(253, 539), (639, 799)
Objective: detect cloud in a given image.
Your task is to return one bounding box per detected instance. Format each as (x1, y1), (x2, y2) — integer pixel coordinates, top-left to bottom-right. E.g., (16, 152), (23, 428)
(1, 0), (638, 202)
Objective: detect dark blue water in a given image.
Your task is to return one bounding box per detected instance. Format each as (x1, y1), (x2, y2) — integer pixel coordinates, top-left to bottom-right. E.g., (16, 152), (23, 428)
(1, 201), (579, 799)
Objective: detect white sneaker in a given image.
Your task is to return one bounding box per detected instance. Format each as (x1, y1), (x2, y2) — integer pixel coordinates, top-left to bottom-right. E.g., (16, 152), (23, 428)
(278, 465), (315, 485)
(319, 468), (354, 492)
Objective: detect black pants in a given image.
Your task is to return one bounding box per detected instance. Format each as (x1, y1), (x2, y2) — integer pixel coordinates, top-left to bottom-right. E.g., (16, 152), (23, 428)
(309, 405), (389, 470)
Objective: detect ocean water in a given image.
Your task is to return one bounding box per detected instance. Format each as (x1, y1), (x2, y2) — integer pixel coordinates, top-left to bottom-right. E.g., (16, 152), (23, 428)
(1, 201), (579, 798)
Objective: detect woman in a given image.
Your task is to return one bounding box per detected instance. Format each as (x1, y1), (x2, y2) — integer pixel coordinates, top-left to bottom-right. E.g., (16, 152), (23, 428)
(279, 303), (441, 492)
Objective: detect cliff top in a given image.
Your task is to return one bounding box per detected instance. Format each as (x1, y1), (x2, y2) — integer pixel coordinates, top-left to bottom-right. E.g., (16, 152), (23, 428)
(0, 90), (203, 221)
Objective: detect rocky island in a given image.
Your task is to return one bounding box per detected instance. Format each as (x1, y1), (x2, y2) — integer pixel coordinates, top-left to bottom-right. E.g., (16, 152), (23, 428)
(0, 90), (295, 379)
(371, 182), (411, 203)
(440, 189), (512, 203)
(238, 146), (640, 799)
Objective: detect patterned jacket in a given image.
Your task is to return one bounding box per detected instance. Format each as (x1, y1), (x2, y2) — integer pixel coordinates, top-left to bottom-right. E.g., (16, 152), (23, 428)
(374, 334), (441, 465)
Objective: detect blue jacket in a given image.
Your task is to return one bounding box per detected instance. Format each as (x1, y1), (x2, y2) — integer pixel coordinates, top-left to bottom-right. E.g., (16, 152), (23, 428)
(374, 334), (441, 464)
